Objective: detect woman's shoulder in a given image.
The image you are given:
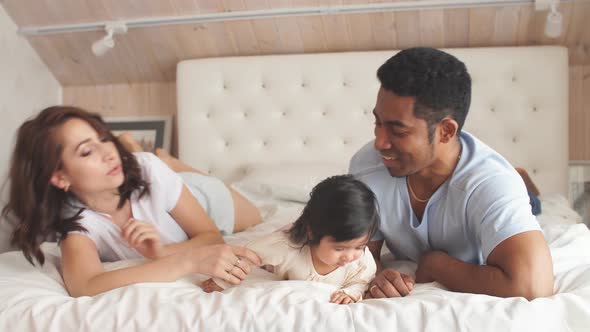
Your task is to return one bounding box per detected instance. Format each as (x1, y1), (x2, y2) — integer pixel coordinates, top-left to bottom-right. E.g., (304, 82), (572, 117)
(132, 151), (158, 167)
(131, 152), (173, 182)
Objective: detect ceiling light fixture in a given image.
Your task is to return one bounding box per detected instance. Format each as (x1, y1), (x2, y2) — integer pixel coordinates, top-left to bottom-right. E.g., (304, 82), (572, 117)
(17, 1), (572, 40)
(91, 22), (127, 56)
(544, 0), (563, 38)
(19, 1), (572, 36)
(535, 0), (563, 38)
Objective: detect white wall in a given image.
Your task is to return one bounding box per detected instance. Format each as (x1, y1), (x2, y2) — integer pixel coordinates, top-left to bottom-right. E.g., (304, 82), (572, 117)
(0, 4), (61, 252)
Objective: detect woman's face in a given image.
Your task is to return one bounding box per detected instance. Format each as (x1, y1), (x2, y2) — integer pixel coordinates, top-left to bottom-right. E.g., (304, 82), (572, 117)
(51, 118), (124, 197)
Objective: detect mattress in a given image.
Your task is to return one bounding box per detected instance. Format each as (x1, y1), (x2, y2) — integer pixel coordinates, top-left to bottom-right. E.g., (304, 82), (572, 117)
(0, 193), (588, 331)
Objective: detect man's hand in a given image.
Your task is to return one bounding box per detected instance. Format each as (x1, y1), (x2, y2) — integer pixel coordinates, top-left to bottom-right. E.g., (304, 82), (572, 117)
(415, 250), (448, 283)
(367, 268), (415, 298)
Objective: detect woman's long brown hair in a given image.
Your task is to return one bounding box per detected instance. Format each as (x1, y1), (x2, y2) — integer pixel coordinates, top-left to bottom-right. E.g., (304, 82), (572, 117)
(1, 106), (149, 265)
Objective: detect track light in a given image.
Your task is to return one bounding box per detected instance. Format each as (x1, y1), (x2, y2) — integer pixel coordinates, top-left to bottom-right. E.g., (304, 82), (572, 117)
(544, 1), (563, 38)
(534, 0), (562, 38)
(91, 22), (127, 56)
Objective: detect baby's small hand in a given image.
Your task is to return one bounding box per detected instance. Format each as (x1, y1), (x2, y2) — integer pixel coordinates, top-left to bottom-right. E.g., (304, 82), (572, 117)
(330, 291), (356, 304)
(202, 278), (224, 293)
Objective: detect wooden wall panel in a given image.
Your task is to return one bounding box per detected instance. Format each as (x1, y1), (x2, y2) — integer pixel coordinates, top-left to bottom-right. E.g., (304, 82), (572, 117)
(394, 10), (420, 50)
(63, 83), (179, 154)
(1, 1), (588, 85)
(468, 8), (496, 47)
(444, 9), (470, 48)
(570, 65), (590, 161)
(493, 7), (520, 45)
(3, 0), (589, 160)
(419, 10), (445, 48)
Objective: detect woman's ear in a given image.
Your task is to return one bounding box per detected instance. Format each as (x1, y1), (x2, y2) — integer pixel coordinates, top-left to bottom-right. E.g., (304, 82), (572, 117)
(50, 171), (70, 191)
(305, 226), (315, 243)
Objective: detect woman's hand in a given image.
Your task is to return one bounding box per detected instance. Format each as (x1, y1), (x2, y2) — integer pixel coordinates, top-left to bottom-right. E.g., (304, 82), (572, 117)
(121, 218), (164, 259)
(187, 244), (262, 285)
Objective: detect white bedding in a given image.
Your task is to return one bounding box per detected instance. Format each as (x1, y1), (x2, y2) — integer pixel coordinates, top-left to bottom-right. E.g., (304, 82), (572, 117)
(0, 46), (581, 331)
(0, 195), (589, 332)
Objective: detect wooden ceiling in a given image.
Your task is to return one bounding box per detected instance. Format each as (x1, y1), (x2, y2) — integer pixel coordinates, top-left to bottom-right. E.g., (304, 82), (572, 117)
(3, 0), (590, 85)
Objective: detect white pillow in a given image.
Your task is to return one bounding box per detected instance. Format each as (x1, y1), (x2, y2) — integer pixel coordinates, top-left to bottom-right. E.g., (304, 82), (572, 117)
(536, 193), (583, 227)
(231, 163), (348, 203)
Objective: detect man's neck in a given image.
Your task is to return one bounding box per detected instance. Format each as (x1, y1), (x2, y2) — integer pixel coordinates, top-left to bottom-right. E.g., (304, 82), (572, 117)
(410, 138), (462, 194)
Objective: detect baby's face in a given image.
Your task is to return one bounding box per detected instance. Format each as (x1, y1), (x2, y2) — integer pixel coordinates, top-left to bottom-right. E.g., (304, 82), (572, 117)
(313, 235), (369, 269)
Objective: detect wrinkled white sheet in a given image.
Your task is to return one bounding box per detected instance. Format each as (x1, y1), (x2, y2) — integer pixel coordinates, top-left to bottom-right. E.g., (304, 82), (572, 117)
(0, 196), (589, 332)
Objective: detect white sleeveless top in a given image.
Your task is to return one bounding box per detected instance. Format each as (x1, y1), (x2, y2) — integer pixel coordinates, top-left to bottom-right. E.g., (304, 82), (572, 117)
(67, 152), (188, 261)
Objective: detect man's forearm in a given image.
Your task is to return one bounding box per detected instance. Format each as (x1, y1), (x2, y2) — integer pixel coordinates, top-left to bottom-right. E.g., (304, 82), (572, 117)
(374, 258), (384, 273)
(427, 253), (538, 300)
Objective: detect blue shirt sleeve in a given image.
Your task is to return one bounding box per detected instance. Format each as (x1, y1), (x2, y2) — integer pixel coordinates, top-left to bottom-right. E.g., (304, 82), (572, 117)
(466, 174), (542, 262)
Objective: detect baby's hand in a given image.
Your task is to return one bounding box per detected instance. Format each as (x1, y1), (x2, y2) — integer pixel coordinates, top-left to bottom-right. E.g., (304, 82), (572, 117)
(121, 218), (164, 259)
(202, 278), (224, 293)
(330, 291), (357, 305)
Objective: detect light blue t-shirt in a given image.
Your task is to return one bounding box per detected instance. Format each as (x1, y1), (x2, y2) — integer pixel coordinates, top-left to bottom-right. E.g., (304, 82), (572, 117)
(349, 131), (541, 265)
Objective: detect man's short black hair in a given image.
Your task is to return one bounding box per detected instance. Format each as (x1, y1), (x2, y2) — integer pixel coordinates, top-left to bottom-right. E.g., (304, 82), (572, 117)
(377, 47), (472, 141)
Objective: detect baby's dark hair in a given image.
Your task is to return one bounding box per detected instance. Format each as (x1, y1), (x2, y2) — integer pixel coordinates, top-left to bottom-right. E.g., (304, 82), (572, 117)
(287, 175), (379, 247)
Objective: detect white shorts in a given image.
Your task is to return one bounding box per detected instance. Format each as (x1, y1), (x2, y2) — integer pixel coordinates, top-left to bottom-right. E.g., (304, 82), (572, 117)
(179, 172), (235, 235)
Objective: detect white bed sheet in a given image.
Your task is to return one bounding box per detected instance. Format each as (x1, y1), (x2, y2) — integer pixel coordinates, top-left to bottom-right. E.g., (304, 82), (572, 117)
(0, 196), (589, 332)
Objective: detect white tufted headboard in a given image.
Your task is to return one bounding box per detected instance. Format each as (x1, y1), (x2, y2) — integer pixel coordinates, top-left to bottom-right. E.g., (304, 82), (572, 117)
(177, 46), (568, 196)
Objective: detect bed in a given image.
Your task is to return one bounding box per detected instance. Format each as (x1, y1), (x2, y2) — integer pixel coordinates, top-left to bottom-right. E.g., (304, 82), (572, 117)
(1, 46), (589, 331)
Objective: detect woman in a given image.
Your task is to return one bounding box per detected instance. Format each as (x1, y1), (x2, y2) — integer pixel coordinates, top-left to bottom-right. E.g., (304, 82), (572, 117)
(2, 105), (262, 297)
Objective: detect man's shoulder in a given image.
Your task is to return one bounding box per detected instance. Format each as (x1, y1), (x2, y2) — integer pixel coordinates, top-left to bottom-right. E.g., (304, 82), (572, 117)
(349, 140), (384, 176)
(453, 132), (521, 192)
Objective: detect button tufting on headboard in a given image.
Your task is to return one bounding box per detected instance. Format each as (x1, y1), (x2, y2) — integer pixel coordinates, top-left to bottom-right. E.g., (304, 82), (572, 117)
(177, 46), (569, 195)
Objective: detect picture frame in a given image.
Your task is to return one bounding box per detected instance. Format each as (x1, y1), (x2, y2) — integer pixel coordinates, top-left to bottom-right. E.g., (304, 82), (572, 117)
(105, 115), (172, 153)
(569, 161), (590, 228)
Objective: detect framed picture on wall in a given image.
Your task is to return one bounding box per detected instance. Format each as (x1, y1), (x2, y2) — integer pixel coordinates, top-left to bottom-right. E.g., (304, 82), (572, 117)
(105, 116), (172, 153)
(569, 161), (590, 228)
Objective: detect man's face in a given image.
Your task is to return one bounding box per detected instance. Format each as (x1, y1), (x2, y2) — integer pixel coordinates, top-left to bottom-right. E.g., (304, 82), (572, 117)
(373, 87), (437, 177)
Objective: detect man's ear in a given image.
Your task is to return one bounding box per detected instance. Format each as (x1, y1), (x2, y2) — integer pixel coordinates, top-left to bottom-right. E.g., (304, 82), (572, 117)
(438, 118), (459, 143)
(49, 171), (69, 190)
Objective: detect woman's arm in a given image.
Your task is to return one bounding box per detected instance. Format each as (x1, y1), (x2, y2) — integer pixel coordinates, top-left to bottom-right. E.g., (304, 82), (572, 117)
(61, 233), (261, 297)
(159, 185), (225, 256)
(207, 231), (290, 290)
(62, 234), (191, 297)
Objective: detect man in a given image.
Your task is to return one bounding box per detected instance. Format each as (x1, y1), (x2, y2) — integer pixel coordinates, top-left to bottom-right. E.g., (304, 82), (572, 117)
(349, 47), (553, 300)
